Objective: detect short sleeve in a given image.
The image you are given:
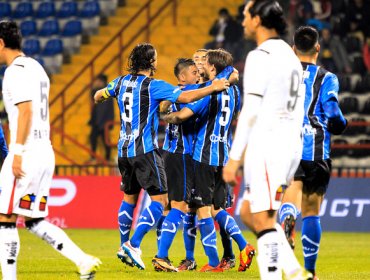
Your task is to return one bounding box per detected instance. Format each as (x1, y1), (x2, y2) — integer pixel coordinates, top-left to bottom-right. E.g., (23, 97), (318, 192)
(6, 66), (33, 105)
(320, 72), (339, 104)
(150, 80), (182, 102)
(185, 96), (209, 115)
(106, 77), (123, 97)
(243, 50), (269, 97)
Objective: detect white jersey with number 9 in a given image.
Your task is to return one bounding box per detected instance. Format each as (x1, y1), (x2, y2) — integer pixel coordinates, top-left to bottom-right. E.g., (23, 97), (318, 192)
(242, 39), (305, 213)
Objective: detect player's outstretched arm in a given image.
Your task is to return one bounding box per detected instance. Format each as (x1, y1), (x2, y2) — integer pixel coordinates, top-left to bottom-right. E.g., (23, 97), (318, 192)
(176, 78), (229, 103)
(163, 107), (194, 124)
(94, 88), (110, 103)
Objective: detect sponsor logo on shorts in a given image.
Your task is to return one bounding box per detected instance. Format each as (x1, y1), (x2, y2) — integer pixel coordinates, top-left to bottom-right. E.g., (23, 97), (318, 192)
(19, 194), (36, 210)
(275, 185), (287, 201)
(39, 196), (47, 211)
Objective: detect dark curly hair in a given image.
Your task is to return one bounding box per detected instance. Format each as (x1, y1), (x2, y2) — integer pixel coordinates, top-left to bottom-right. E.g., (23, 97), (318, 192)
(248, 0), (287, 36)
(0, 21), (22, 50)
(127, 43), (156, 75)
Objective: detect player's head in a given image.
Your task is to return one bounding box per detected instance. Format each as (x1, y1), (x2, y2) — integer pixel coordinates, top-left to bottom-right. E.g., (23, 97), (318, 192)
(218, 8), (230, 20)
(174, 58), (200, 85)
(203, 49), (233, 80)
(242, 0), (286, 39)
(127, 43), (157, 76)
(193, 49), (207, 76)
(0, 21), (22, 64)
(293, 26), (320, 56)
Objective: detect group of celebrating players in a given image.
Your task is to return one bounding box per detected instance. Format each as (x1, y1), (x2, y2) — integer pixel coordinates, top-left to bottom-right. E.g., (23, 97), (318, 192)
(95, 1), (346, 279)
(0, 0), (348, 279)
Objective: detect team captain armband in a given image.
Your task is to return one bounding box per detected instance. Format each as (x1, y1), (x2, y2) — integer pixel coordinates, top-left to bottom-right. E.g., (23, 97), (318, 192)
(102, 89), (110, 99)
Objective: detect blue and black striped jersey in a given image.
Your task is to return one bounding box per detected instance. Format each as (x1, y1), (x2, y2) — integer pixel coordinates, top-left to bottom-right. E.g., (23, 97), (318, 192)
(301, 63), (339, 161)
(186, 84), (241, 166)
(162, 103), (196, 155)
(106, 74), (181, 157)
(163, 66), (235, 156)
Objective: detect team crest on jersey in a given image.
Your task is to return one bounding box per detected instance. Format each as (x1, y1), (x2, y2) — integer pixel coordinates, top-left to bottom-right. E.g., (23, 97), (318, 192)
(19, 194), (36, 210)
(39, 196), (48, 211)
(275, 185), (287, 201)
(107, 81), (115, 91)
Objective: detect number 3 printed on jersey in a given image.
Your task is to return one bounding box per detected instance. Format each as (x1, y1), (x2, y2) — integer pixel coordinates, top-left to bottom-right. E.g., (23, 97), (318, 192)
(121, 91), (133, 122)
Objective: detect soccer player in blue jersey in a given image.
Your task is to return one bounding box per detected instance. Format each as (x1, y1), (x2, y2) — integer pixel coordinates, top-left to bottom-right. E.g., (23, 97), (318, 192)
(163, 49), (255, 272)
(278, 26), (347, 280)
(179, 49), (241, 272)
(151, 58), (200, 272)
(94, 43), (230, 270)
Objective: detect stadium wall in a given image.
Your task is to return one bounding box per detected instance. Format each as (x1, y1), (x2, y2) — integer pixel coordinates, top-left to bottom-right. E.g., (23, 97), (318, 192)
(15, 176), (370, 232)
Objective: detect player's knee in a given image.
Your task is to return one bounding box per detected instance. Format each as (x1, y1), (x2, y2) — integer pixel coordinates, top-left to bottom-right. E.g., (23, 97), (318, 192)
(151, 194), (168, 208)
(25, 218), (44, 231)
(210, 206), (222, 218)
(170, 200), (188, 212)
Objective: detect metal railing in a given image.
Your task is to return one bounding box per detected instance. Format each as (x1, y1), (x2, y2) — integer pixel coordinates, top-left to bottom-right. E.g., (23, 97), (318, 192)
(50, 0), (178, 145)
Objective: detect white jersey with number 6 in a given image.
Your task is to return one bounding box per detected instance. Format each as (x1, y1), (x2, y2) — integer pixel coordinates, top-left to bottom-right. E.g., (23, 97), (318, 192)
(242, 39), (305, 213)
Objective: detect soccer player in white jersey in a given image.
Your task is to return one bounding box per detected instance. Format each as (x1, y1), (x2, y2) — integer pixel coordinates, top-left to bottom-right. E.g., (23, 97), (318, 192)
(223, 1), (312, 279)
(0, 21), (101, 280)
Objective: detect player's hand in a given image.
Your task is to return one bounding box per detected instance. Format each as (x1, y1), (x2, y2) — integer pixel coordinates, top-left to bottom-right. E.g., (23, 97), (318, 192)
(159, 101), (172, 113)
(212, 78), (230, 92)
(12, 155), (25, 179)
(223, 158), (240, 186)
(163, 113), (176, 124)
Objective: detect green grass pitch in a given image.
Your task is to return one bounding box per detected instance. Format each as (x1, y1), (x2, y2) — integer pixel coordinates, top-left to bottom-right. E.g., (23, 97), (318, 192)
(16, 229), (370, 279)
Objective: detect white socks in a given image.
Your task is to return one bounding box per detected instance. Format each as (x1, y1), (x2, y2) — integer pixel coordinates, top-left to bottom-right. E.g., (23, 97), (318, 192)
(0, 224), (20, 280)
(275, 223), (302, 277)
(256, 229), (282, 280)
(26, 219), (87, 266)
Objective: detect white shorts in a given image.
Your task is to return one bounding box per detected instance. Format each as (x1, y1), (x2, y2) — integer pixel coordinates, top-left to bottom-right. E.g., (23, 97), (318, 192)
(244, 137), (301, 214)
(0, 146), (55, 218)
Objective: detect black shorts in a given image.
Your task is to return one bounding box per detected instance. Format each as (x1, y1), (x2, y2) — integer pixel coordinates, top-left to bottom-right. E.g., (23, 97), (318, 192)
(294, 159), (332, 195)
(193, 160), (228, 210)
(162, 151), (194, 203)
(118, 150), (167, 196)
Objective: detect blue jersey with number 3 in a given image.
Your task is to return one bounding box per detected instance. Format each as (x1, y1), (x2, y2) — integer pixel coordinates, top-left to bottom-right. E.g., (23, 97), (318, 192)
(106, 74), (181, 157)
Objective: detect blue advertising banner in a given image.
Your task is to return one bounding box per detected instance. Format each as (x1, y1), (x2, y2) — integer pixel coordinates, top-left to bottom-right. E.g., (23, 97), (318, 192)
(233, 178), (370, 232)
